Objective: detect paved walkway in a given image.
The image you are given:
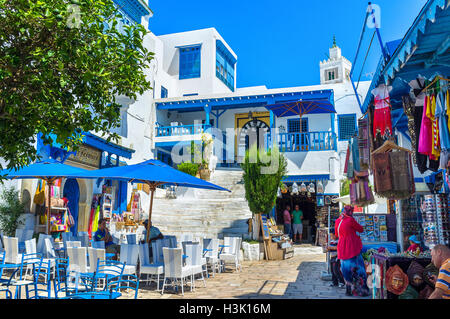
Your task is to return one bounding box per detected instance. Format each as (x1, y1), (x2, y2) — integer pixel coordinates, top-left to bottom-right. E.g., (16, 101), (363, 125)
(123, 250), (365, 299)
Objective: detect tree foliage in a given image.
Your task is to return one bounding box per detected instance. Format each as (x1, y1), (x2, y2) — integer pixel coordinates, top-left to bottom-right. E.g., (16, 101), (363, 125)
(241, 145), (287, 215)
(0, 0), (154, 170)
(0, 187), (25, 236)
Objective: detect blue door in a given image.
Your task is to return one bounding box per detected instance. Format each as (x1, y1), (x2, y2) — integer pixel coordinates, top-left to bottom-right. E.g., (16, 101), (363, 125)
(63, 179), (80, 236)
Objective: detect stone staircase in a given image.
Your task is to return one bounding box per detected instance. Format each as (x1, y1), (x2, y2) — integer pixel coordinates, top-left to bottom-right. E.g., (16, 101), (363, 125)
(151, 168), (253, 240)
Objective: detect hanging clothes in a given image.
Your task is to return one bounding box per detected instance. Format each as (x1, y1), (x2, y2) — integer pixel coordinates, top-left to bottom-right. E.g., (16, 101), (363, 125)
(351, 137), (361, 173)
(419, 95), (433, 157)
(372, 152), (392, 193)
(436, 88), (450, 169)
(358, 117), (370, 170)
(371, 84), (393, 139)
(430, 94), (441, 160)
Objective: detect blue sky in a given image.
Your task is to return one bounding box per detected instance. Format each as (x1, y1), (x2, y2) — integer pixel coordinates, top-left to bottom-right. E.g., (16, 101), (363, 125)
(148, 0), (428, 89)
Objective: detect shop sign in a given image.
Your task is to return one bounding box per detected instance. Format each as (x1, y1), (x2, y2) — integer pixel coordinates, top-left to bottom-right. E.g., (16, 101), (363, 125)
(68, 144), (101, 168)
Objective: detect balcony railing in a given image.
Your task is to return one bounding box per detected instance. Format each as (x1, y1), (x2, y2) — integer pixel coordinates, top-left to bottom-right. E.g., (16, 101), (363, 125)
(155, 124), (211, 137)
(266, 131), (337, 152)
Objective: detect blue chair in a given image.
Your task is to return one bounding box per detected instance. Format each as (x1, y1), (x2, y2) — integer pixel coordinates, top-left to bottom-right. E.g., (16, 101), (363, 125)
(109, 274), (139, 299)
(26, 258), (53, 299)
(94, 260), (125, 291)
(126, 234), (137, 245)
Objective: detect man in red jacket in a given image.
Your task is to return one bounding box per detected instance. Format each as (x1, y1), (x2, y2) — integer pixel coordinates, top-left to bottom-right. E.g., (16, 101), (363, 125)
(335, 206), (369, 297)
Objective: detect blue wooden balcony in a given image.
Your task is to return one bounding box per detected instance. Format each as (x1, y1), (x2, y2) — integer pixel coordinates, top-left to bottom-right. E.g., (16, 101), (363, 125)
(155, 124), (211, 137)
(266, 131), (337, 152)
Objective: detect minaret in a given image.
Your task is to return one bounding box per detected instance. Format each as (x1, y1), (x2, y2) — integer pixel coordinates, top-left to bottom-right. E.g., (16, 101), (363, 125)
(320, 36), (352, 84)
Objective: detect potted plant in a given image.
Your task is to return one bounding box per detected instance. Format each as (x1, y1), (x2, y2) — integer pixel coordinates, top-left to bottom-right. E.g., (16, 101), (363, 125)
(198, 133), (213, 181)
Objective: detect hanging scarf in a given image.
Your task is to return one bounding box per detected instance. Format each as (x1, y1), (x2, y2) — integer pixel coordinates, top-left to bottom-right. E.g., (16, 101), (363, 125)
(372, 152), (392, 193)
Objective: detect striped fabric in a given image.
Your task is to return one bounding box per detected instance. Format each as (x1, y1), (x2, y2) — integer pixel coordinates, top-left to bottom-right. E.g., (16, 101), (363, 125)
(436, 258), (450, 299)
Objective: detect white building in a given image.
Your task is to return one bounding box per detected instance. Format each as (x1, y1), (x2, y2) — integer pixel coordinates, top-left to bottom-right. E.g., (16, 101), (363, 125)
(149, 28), (371, 197)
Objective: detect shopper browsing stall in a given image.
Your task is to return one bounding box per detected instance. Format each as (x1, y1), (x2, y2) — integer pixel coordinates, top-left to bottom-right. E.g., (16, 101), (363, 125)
(335, 205), (370, 297)
(428, 244), (450, 299)
(406, 235), (423, 254)
(94, 218), (120, 256)
(283, 205), (292, 238)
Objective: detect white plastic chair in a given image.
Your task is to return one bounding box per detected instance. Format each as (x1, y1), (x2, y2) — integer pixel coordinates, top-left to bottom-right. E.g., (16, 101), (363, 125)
(219, 237), (242, 272)
(203, 238), (220, 277)
(3, 236), (21, 264)
(161, 247), (192, 296)
(87, 247), (105, 273)
(185, 243), (206, 290)
(91, 240), (105, 249)
(66, 241), (82, 248)
(126, 234), (137, 245)
(152, 238), (170, 264)
(119, 244), (139, 276)
(77, 232), (89, 247)
(138, 243), (164, 290)
(67, 246), (88, 273)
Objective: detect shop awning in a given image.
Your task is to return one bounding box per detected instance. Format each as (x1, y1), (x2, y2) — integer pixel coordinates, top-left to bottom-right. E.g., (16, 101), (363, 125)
(361, 0), (450, 114)
(264, 90), (335, 117)
(282, 174), (330, 183)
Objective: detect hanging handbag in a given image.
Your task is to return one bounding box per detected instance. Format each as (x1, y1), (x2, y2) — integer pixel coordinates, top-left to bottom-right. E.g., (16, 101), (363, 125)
(67, 207), (75, 228)
(33, 180), (46, 206)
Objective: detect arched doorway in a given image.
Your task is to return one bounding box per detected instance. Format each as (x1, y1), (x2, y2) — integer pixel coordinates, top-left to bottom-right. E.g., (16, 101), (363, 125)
(63, 179), (80, 236)
(239, 119), (270, 154)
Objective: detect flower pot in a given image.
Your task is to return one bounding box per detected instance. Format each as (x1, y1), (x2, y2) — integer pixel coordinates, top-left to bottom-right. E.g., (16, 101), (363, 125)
(199, 168), (210, 181)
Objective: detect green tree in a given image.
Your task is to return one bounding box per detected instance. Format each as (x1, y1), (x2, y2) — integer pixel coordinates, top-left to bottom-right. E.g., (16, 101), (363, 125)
(0, 187), (25, 236)
(0, 0), (153, 170)
(241, 145), (287, 240)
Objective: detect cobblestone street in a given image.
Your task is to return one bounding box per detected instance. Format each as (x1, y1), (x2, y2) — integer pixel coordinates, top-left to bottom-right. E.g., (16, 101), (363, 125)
(126, 248), (367, 299)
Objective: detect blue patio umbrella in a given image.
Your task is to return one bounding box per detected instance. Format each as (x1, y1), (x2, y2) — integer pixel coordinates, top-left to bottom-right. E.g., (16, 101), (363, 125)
(83, 159), (230, 242)
(264, 90), (336, 132)
(1, 159), (95, 234)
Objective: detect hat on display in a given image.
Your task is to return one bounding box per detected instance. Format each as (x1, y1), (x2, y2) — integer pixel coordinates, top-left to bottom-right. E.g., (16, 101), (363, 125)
(408, 235), (421, 244)
(386, 265), (409, 295)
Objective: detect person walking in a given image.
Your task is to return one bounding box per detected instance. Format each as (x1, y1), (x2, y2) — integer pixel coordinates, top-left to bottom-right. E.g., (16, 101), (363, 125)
(283, 205), (292, 239)
(291, 204), (303, 244)
(335, 205), (369, 297)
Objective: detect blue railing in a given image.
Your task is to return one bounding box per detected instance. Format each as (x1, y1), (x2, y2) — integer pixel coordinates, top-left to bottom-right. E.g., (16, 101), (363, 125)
(155, 124), (211, 137)
(266, 131), (337, 152)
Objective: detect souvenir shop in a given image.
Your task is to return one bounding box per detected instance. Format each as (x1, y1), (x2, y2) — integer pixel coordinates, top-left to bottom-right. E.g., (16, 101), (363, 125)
(353, 0), (450, 299)
(31, 133), (141, 242)
(275, 177), (337, 244)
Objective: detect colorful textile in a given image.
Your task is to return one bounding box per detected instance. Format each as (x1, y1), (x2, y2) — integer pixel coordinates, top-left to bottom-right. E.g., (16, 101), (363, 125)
(430, 95), (441, 160)
(418, 96), (433, 157)
(373, 152), (392, 193)
(436, 258), (450, 299)
(92, 205), (100, 234)
(335, 214), (363, 260)
(389, 151), (411, 192)
(340, 253), (369, 297)
(358, 117), (370, 170)
(372, 84), (393, 138)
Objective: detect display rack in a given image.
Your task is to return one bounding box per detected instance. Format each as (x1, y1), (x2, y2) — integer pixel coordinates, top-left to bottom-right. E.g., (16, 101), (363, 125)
(50, 207), (68, 240)
(102, 186), (115, 228)
(399, 196), (423, 249)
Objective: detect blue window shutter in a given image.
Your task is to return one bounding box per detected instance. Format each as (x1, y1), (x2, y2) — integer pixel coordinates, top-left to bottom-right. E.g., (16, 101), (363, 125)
(179, 45), (201, 79)
(161, 86), (168, 98)
(338, 114), (357, 141)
